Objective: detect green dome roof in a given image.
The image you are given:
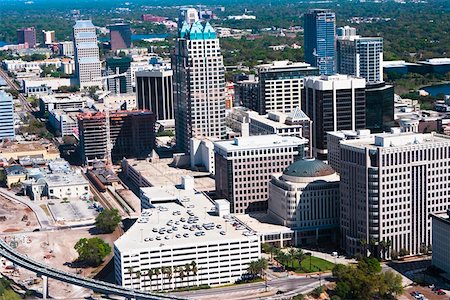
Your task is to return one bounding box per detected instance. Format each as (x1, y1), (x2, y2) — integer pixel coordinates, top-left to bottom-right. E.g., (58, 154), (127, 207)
(283, 157), (335, 178)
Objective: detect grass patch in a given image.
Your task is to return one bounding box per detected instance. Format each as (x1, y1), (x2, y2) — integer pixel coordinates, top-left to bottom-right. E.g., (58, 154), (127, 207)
(278, 256), (334, 273)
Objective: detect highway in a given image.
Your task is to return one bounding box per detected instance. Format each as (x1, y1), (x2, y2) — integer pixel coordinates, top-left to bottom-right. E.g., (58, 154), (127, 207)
(0, 67), (35, 113)
(0, 238), (185, 300)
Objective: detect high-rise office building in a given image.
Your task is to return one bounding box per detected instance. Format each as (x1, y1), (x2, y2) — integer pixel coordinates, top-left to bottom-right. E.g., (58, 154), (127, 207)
(58, 41), (74, 57)
(108, 23), (132, 51)
(77, 110), (155, 165)
(339, 131), (450, 258)
(173, 17), (226, 154)
(42, 30), (56, 45)
(234, 75), (259, 110)
(0, 91), (15, 141)
(106, 57), (133, 94)
(257, 61), (319, 114)
(136, 68), (174, 120)
(302, 74), (366, 160)
(365, 82), (394, 132)
(17, 27), (36, 48)
(214, 135), (307, 214)
(73, 20), (102, 89)
(337, 34), (384, 83)
(304, 9), (336, 75)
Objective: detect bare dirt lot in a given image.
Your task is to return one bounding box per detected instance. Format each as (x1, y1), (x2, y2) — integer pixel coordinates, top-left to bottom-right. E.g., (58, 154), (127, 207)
(2, 227), (121, 299)
(0, 196), (39, 233)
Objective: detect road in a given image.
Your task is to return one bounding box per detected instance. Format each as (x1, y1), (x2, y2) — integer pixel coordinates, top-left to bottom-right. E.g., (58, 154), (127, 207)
(0, 67), (35, 113)
(173, 275), (328, 299)
(0, 188), (54, 230)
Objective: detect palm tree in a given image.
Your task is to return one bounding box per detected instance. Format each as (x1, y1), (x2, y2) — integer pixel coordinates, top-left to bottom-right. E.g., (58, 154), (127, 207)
(127, 267), (134, 289)
(148, 269), (155, 291)
(359, 239), (368, 257)
(178, 267), (186, 288)
(154, 267), (161, 291)
(256, 258), (268, 276)
(191, 261), (198, 287)
(184, 263), (191, 287)
(293, 249), (304, 270)
(247, 260), (259, 278)
(370, 239), (377, 257)
(166, 266), (173, 290)
(288, 248), (296, 269)
(136, 270), (141, 290)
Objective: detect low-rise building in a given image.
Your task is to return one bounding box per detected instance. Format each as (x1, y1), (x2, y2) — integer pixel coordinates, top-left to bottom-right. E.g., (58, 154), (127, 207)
(0, 141), (59, 161)
(39, 95), (89, 115)
(114, 178), (261, 291)
(48, 109), (79, 137)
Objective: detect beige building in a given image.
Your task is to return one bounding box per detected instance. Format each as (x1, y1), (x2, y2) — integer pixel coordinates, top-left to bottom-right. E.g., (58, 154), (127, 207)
(214, 135), (307, 214)
(0, 141), (60, 161)
(268, 157), (340, 246)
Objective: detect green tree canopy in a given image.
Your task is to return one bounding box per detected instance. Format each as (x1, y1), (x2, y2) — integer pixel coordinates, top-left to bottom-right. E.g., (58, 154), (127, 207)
(74, 237), (111, 267)
(95, 208), (121, 233)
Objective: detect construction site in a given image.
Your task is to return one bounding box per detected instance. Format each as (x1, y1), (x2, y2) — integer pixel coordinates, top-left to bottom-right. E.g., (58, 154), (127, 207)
(77, 110), (156, 166)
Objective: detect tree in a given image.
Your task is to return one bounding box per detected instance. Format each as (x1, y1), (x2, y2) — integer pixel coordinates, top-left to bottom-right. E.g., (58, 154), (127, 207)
(95, 208), (121, 233)
(380, 271), (404, 297)
(191, 261), (198, 286)
(74, 237), (111, 267)
(165, 267), (173, 290)
(62, 135), (77, 145)
(390, 250), (399, 260)
(399, 248), (410, 257)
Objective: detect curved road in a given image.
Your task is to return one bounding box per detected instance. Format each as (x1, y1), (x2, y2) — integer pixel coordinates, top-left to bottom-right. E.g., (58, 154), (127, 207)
(0, 238), (185, 300)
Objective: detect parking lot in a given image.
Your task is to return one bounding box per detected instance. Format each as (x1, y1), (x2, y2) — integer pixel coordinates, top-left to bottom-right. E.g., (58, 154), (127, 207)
(405, 285), (448, 300)
(47, 200), (98, 223)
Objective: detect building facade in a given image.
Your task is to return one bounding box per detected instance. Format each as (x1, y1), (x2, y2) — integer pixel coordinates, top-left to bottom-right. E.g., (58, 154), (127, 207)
(304, 9), (336, 75)
(17, 27), (36, 48)
(257, 61), (319, 114)
(77, 111), (155, 165)
(136, 68), (174, 120)
(0, 91), (15, 141)
(268, 158), (340, 246)
(173, 20), (226, 154)
(234, 77), (259, 111)
(108, 23), (132, 51)
(58, 41), (74, 57)
(106, 57), (133, 94)
(431, 212), (450, 274)
(214, 135), (307, 213)
(73, 20), (102, 89)
(340, 131), (450, 257)
(365, 82), (394, 133)
(302, 75), (366, 160)
(42, 30), (55, 45)
(337, 35), (384, 84)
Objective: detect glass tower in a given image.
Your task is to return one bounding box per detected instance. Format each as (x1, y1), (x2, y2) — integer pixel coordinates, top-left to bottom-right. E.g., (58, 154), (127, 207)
(304, 9), (336, 75)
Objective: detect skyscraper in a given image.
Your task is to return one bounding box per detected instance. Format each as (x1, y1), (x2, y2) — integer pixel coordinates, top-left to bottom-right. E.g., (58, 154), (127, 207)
(337, 35), (384, 83)
(73, 20), (102, 89)
(257, 61), (319, 114)
(365, 82), (394, 132)
(302, 74), (366, 159)
(108, 23), (132, 51)
(339, 131), (450, 258)
(106, 57), (133, 94)
(0, 91), (15, 141)
(304, 9), (336, 75)
(136, 68), (174, 120)
(178, 7), (200, 28)
(17, 27), (36, 48)
(173, 16), (226, 154)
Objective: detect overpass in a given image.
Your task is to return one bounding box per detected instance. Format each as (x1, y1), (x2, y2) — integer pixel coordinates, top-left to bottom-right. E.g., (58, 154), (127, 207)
(0, 238), (185, 300)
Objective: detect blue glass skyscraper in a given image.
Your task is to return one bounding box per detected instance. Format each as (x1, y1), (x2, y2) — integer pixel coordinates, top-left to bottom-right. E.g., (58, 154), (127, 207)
(304, 9), (336, 75)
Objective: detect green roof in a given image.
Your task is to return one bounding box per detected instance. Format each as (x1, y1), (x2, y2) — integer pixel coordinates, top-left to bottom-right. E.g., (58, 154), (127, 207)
(283, 157), (335, 178)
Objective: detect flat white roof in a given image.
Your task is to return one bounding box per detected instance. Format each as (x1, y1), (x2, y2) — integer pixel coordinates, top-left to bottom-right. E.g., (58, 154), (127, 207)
(115, 187), (258, 252)
(214, 134), (307, 152)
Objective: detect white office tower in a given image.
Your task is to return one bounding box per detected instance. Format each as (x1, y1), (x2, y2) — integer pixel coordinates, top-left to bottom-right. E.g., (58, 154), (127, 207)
(336, 26), (357, 38)
(173, 20), (226, 154)
(337, 32), (384, 84)
(0, 91), (15, 141)
(42, 30), (55, 45)
(340, 131), (450, 258)
(73, 20), (102, 89)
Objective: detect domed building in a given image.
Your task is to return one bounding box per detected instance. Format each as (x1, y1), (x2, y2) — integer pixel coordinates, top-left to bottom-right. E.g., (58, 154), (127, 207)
(268, 157), (340, 246)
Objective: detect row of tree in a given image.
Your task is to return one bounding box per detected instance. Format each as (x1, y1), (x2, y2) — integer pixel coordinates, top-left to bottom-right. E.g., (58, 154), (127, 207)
(127, 261), (198, 291)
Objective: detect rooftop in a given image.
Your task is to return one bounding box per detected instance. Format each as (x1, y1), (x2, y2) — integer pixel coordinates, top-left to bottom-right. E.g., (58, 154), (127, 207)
(124, 158), (215, 192)
(341, 131), (450, 150)
(73, 20), (95, 29)
(0, 141), (59, 155)
(114, 186), (257, 252)
(214, 134), (307, 152)
(257, 60), (314, 72)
